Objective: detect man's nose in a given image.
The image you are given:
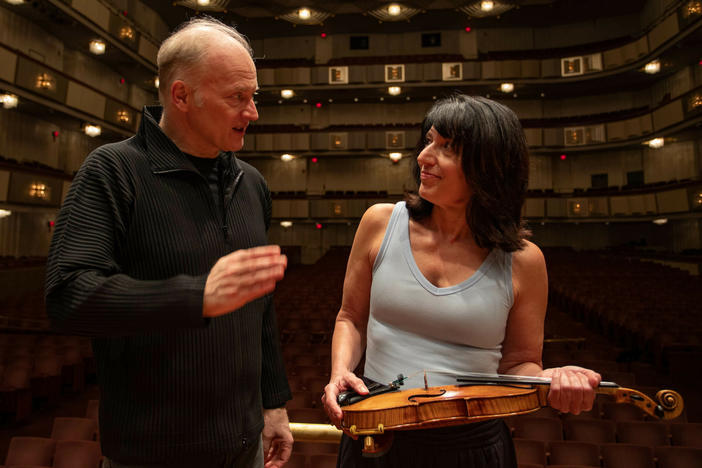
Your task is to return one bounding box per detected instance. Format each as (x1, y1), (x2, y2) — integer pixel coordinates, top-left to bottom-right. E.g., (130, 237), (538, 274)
(245, 100), (259, 121)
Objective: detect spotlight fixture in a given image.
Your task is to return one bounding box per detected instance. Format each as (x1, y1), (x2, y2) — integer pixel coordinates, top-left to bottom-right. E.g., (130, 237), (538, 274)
(89, 39), (106, 55)
(280, 153), (294, 162)
(279, 7), (330, 25)
(647, 137), (664, 149)
(644, 60), (661, 74)
(84, 124), (102, 137)
(389, 152), (402, 162)
(0, 93), (18, 109)
(459, 1), (516, 18)
(388, 86), (402, 96)
(280, 221), (293, 228)
(500, 82), (514, 93)
(280, 89), (294, 99)
(368, 3), (420, 22)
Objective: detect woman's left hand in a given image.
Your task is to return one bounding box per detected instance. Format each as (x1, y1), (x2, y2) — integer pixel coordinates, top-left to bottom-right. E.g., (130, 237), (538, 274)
(539, 365), (602, 415)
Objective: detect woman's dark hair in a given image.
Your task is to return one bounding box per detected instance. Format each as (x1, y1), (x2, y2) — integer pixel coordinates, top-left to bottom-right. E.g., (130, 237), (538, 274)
(405, 94), (530, 252)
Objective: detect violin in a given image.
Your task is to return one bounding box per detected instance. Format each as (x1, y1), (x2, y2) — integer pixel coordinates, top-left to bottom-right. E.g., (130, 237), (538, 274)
(338, 373), (684, 455)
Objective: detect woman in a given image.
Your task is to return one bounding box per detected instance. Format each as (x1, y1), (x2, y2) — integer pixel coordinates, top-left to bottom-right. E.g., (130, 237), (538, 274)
(321, 95), (601, 468)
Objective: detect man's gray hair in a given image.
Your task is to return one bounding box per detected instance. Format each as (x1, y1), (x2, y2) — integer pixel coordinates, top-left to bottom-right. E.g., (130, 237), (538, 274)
(156, 17), (253, 102)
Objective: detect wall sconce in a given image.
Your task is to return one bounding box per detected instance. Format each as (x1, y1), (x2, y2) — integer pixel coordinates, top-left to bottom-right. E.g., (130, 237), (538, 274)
(117, 110), (130, 124)
(644, 60), (661, 74)
(690, 94), (701, 109)
(280, 221), (293, 228)
(280, 89), (294, 99)
(197, 0), (210, 5)
(154, 77), (160, 89)
(5, 0), (25, 4)
(389, 152), (402, 162)
(0, 93), (18, 109)
(298, 7), (311, 19)
(35, 73), (55, 91)
(119, 26), (135, 40)
(481, 1), (494, 11)
(388, 86), (402, 96)
(652, 218), (668, 225)
(29, 182), (50, 200)
(647, 137), (664, 149)
(0, 209), (11, 219)
(280, 153), (294, 162)
(684, 1), (701, 18)
(89, 39), (106, 55)
(500, 83), (514, 93)
(84, 124), (102, 137)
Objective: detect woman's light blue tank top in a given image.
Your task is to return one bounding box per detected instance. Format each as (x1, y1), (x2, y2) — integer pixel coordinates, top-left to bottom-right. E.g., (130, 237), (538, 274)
(364, 202), (514, 388)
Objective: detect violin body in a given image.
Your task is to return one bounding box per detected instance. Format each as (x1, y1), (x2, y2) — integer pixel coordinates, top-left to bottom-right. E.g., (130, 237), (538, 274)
(340, 378), (683, 444)
(342, 384), (548, 436)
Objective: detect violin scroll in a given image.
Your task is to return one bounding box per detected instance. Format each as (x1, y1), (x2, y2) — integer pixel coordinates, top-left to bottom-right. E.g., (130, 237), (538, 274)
(612, 387), (684, 420)
(655, 389), (684, 419)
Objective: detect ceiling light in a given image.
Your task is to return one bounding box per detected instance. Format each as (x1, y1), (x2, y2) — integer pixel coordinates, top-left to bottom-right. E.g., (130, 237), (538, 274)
(89, 39), (106, 55)
(387, 3), (402, 15)
(644, 60), (661, 74)
(279, 7), (330, 25)
(389, 152), (402, 162)
(280, 221), (293, 228)
(368, 3), (420, 22)
(500, 82), (514, 93)
(0, 93), (18, 109)
(173, 0), (228, 11)
(280, 153), (294, 162)
(84, 124), (102, 137)
(652, 218), (668, 225)
(0, 209), (11, 219)
(647, 137), (664, 149)
(459, 1), (516, 18)
(280, 89), (294, 99)
(388, 86), (402, 95)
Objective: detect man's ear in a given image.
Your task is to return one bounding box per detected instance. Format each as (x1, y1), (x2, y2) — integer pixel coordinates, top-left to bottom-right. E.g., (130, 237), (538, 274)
(171, 80), (190, 112)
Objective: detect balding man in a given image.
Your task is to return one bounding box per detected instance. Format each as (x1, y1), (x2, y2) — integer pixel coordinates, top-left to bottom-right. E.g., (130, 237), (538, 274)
(46, 17), (292, 468)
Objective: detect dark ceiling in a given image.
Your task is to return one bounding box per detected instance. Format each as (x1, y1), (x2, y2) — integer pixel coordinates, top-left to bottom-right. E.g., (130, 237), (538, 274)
(143, 0), (650, 39)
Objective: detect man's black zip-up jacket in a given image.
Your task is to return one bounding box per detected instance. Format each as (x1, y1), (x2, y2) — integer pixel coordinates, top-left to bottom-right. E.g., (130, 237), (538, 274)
(45, 106), (291, 463)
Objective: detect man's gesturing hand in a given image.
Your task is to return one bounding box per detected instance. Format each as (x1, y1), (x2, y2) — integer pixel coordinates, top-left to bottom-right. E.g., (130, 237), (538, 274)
(203, 245), (287, 318)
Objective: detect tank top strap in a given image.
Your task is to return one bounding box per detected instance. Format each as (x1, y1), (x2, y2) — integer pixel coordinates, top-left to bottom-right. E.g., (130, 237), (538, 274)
(372, 201), (408, 274)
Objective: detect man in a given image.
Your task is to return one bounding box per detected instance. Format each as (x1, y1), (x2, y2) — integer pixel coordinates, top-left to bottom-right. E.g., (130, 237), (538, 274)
(45, 17), (293, 468)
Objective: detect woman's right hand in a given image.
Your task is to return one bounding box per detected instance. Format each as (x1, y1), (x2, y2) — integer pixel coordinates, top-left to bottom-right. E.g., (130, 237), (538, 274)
(322, 372), (369, 427)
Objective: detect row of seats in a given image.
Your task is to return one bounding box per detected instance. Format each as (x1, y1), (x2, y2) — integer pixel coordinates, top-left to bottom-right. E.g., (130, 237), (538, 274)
(3, 399), (100, 468)
(508, 415), (701, 446)
(514, 439), (702, 468)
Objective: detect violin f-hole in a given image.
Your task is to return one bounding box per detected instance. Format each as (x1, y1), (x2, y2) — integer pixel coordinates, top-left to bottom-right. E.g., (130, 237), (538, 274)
(408, 389), (446, 402)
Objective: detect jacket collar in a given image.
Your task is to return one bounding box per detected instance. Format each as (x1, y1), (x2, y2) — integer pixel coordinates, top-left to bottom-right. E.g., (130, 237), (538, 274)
(138, 106), (243, 190)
